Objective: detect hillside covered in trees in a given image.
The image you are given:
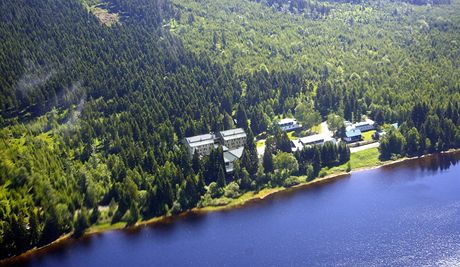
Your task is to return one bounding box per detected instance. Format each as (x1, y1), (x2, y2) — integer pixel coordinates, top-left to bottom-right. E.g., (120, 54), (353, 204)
(1, 0), (460, 260)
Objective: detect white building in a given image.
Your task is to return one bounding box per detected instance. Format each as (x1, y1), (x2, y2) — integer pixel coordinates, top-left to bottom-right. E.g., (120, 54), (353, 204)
(278, 118), (302, 132)
(217, 128), (247, 149)
(291, 134), (336, 152)
(223, 146), (244, 173)
(183, 133), (216, 156)
(184, 128), (247, 173)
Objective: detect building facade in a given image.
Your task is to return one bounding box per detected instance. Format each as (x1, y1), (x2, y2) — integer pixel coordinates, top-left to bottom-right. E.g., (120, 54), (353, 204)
(278, 118), (302, 132)
(183, 133), (216, 156)
(344, 127), (362, 143)
(217, 128), (247, 150)
(291, 134), (337, 152)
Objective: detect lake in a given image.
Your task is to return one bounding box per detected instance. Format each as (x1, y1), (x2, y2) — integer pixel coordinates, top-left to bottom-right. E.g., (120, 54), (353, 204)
(6, 152), (460, 266)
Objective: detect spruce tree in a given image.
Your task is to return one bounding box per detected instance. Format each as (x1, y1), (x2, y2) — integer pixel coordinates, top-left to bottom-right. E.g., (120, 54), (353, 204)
(263, 146), (274, 173)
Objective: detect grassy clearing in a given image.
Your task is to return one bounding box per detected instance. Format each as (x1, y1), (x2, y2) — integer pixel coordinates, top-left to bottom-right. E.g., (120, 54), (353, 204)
(349, 147), (381, 169)
(256, 139), (266, 148)
(322, 147), (381, 176)
(310, 124), (321, 134)
(199, 187), (284, 212)
(287, 131), (298, 140)
(89, 222), (126, 233)
(362, 130), (376, 141)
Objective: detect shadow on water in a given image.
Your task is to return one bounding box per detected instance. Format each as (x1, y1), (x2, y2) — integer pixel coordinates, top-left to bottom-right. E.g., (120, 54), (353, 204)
(2, 234), (98, 267)
(381, 151), (460, 173)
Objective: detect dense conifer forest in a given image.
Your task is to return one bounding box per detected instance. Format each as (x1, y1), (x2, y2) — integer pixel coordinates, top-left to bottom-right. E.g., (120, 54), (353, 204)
(1, 0), (459, 259)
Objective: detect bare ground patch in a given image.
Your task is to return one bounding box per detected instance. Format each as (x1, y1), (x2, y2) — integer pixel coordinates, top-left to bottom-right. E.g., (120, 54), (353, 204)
(91, 6), (119, 26)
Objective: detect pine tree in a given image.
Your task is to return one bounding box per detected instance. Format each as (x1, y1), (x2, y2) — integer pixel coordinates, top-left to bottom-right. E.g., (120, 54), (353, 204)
(192, 150), (201, 174)
(338, 142), (350, 163)
(236, 104), (249, 130)
(241, 129), (258, 176)
(73, 208), (90, 237)
(263, 146), (274, 173)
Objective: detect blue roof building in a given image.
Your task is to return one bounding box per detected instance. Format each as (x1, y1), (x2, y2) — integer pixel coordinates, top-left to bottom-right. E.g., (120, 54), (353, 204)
(344, 128), (362, 143)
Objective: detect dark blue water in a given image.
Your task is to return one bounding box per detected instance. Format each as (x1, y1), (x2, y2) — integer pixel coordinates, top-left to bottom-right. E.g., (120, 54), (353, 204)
(8, 153), (460, 266)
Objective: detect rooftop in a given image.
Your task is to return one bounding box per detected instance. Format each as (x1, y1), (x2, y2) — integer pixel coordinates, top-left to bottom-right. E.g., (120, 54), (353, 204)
(278, 118), (297, 124)
(354, 119), (375, 127)
(223, 147), (244, 163)
(299, 134), (327, 145)
(185, 133), (215, 147)
(292, 134), (336, 151)
(346, 128), (362, 138)
(220, 128), (247, 141)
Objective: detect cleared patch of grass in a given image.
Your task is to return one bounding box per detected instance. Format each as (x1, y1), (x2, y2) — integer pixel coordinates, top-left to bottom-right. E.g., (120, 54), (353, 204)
(349, 147), (380, 169)
(322, 147), (381, 176)
(310, 124), (321, 134)
(89, 221), (126, 233)
(199, 187), (284, 212)
(256, 139), (266, 148)
(287, 131), (298, 140)
(362, 130), (376, 141)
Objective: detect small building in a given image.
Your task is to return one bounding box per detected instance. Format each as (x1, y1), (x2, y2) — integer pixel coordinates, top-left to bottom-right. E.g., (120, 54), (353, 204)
(183, 133), (216, 156)
(353, 119), (375, 132)
(217, 128), (247, 150)
(278, 118), (302, 132)
(373, 130), (385, 140)
(373, 123), (399, 140)
(344, 128), (362, 143)
(223, 147), (244, 173)
(291, 134), (336, 152)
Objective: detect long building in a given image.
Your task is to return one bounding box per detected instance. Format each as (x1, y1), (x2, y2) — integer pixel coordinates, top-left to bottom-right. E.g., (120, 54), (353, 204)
(216, 128), (247, 149)
(291, 134), (336, 152)
(278, 118), (302, 132)
(183, 133), (216, 156)
(353, 119), (375, 132)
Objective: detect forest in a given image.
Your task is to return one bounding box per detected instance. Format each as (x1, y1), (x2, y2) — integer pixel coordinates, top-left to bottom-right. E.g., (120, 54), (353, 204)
(1, 0), (460, 260)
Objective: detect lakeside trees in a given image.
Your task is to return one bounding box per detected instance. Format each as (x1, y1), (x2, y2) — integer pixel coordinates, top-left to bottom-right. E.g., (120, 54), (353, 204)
(379, 104), (460, 159)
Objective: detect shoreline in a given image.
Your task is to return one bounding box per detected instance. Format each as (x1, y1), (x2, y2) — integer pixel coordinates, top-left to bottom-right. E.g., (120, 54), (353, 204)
(2, 148), (459, 265)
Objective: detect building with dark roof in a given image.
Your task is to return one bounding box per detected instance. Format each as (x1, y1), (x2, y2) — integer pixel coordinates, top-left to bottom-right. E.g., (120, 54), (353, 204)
(353, 119), (375, 132)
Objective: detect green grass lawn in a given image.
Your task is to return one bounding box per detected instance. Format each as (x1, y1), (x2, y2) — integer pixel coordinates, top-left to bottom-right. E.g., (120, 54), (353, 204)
(349, 147), (381, 169)
(287, 131), (298, 140)
(322, 147), (381, 176)
(310, 124), (321, 134)
(362, 130), (376, 141)
(256, 139), (265, 148)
